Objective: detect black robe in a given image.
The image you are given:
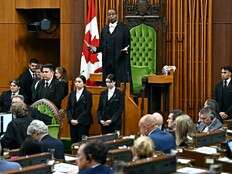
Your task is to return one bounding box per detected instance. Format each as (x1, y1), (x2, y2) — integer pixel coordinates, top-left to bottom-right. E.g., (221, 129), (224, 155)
(214, 80), (232, 118)
(97, 22), (131, 83)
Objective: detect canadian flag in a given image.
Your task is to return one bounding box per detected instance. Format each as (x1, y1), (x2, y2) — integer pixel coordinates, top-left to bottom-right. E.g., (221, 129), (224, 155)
(80, 0), (102, 85)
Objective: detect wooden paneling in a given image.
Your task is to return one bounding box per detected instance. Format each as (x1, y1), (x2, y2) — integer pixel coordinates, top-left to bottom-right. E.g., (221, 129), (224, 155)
(0, 0), (15, 23)
(0, 24), (16, 87)
(15, 0), (60, 9)
(60, 23), (84, 80)
(213, 0), (232, 86)
(166, 0), (212, 120)
(60, 0), (84, 24)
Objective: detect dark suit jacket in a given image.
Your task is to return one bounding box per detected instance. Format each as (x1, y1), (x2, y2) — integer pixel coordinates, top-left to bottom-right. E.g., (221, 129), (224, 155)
(0, 90), (27, 112)
(28, 107), (52, 125)
(40, 135), (64, 160)
(67, 88), (92, 125)
(97, 88), (124, 130)
(214, 80), (232, 118)
(32, 78), (65, 108)
(97, 22), (131, 82)
(197, 118), (223, 132)
(18, 69), (33, 104)
(79, 164), (114, 174)
(1, 115), (33, 149)
(148, 128), (176, 154)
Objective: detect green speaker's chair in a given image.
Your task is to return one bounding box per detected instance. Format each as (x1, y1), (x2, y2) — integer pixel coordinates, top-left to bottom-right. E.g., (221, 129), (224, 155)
(31, 99), (63, 138)
(130, 24), (157, 94)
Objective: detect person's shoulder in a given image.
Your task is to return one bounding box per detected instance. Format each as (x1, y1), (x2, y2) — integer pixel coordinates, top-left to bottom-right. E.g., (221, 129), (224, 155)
(0, 160), (21, 172)
(79, 165), (113, 174)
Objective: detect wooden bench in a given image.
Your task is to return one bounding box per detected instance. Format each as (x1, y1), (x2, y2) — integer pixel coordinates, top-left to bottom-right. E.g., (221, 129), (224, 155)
(2, 163), (51, 174)
(9, 152), (51, 167)
(192, 130), (226, 147)
(104, 137), (134, 150)
(115, 155), (176, 174)
(107, 148), (133, 166)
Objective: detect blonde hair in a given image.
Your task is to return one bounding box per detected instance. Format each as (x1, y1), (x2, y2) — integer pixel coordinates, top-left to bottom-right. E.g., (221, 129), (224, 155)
(175, 115), (195, 146)
(133, 136), (155, 159)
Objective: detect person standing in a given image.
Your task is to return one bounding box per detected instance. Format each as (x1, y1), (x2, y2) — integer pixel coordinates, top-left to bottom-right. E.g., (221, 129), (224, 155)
(67, 75), (92, 143)
(88, 9), (131, 83)
(18, 58), (39, 104)
(97, 74), (124, 134)
(32, 64), (66, 109)
(214, 65), (232, 119)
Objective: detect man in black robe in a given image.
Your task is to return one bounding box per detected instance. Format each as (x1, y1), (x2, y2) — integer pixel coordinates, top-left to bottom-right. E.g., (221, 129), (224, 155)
(89, 9), (131, 83)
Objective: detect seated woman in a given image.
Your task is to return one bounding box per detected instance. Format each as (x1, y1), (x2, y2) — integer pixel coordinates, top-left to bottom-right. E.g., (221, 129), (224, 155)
(19, 136), (42, 156)
(175, 115), (195, 147)
(0, 102), (33, 149)
(132, 136), (156, 161)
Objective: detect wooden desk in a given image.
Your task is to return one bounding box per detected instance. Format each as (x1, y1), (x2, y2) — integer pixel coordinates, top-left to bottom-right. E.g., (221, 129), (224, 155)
(145, 73), (174, 113)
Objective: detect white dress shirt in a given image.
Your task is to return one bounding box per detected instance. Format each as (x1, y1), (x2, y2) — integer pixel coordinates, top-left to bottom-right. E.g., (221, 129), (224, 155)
(109, 21), (118, 34)
(108, 86), (115, 100)
(44, 78), (52, 87)
(76, 88), (84, 101)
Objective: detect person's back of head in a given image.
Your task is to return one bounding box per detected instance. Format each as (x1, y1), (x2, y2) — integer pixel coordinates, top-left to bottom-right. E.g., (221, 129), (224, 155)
(10, 101), (28, 117)
(27, 120), (48, 140)
(132, 136), (155, 160)
(152, 112), (163, 129)
(175, 115), (195, 146)
(139, 114), (157, 136)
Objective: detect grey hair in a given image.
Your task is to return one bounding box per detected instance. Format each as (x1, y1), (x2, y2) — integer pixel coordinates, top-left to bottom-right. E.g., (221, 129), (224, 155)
(27, 120), (48, 136)
(11, 94), (25, 101)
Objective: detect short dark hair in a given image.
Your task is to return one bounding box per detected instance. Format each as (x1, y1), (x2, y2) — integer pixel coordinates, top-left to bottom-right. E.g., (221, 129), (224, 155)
(29, 58), (39, 64)
(221, 65), (232, 73)
(106, 74), (116, 82)
(83, 141), (108, 164)
(42, 64), (55, 72)
(10, 80), (21, 87)
(204, 99), (219, 113)
(199, 107), (215, 119)
(170, 109), (185, 120)
(79, 75), (87, 84)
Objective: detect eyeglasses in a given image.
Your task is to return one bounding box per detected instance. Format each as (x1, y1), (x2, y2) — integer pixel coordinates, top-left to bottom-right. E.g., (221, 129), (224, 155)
(221, 72), (227, 74)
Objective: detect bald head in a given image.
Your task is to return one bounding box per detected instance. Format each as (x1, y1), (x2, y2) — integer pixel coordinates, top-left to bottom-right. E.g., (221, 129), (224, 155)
(139, 114), (158, 136)
(152, 112), (163, 129)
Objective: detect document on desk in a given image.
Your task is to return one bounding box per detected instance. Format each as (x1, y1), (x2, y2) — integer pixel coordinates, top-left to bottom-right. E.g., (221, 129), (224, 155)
(53, 163), (79, 173)
(64, 155), (78, 162)
(193, 146), (217, 154)
(177, 167), (207, 174)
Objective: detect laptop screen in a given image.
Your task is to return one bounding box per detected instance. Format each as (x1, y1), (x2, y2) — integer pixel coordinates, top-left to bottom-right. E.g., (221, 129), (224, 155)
(0, 113), (13, 134)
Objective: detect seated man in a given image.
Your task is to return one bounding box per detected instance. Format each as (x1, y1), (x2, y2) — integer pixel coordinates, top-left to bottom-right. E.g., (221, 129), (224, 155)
(0, 144), (21, 172)
(27, 120), (64, 160)
(197, 107), (222, 132)
(139, 114), (176, 153)
(77, 141), (114, 174)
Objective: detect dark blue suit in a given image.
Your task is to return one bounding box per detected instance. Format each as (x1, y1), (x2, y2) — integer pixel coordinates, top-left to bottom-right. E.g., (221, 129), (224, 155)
(148, 128), (176, 153)
(79, 164), (114, 174)
(40, 135), (64, 160)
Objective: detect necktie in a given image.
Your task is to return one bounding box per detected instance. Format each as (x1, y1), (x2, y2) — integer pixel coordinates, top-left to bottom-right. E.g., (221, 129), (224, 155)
(45, 81), (49, 88)
(32, 73), (36, 79)
(224, 80), (227, 87)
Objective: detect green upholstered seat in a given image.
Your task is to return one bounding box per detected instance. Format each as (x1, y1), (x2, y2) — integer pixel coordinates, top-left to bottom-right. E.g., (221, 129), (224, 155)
(130, 24), (156, 94)
(31, 99), (61, 138)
